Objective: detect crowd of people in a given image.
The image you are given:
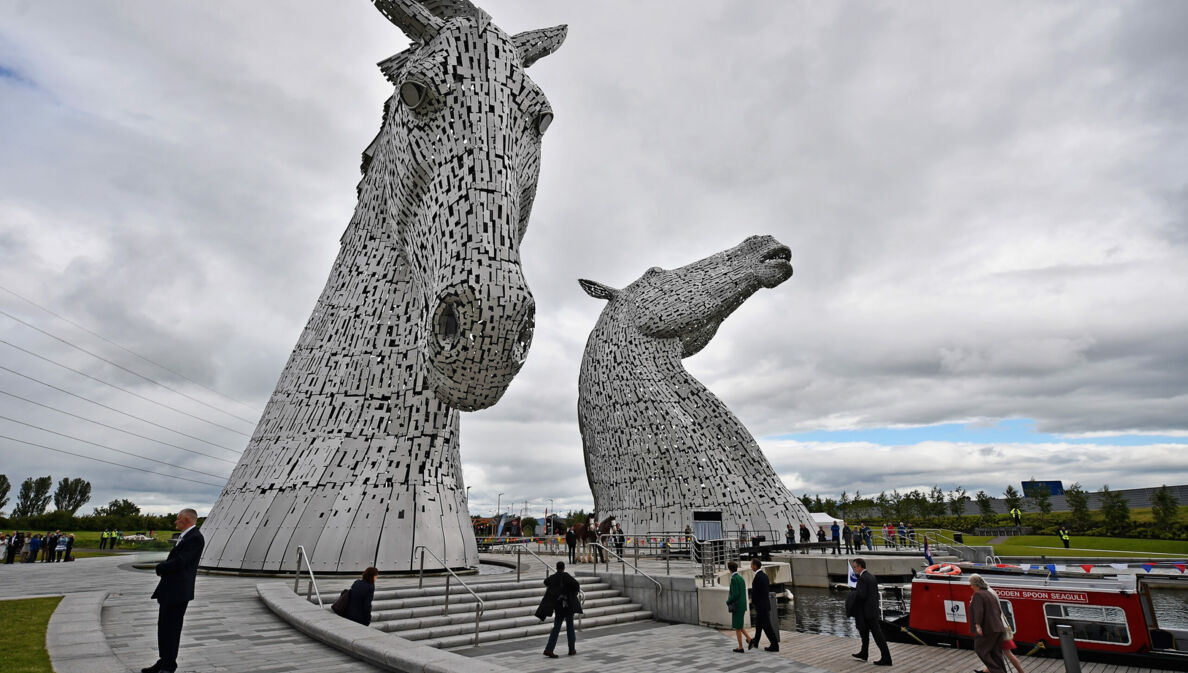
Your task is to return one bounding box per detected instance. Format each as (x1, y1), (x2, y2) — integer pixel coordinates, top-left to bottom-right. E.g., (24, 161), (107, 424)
(1, 530), (77, 563)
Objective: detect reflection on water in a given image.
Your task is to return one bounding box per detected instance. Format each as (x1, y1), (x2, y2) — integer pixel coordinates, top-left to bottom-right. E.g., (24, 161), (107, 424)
(478, 562), (513, 575)
(777, 583), (1188, 639)
(1151, 588), (1188, 630)
(777, 586), (861, 638)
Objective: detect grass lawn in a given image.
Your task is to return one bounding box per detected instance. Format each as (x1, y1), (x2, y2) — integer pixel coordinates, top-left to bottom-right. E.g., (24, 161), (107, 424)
(991, 535), (1188, 558)
(0, 596), (62, 673)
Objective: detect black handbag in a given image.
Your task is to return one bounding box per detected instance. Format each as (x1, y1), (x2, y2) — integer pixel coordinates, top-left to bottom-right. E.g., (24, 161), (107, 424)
(331, 589), (350, 616)
(726, 598), (738, 612)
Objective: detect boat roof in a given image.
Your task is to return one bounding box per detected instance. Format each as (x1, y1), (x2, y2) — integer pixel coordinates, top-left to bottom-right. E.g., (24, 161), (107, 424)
(915, 572), (1138, 592)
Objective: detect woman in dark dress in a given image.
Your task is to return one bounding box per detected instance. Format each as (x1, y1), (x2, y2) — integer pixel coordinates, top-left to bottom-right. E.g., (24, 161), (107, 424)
(346, 566), (378, 626)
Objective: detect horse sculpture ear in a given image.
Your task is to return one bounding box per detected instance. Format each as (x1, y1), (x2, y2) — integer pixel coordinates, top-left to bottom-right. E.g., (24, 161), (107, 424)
(579, 279), (619, 301)
(373, 0), (445, 42)
(512, 25), (568, 68)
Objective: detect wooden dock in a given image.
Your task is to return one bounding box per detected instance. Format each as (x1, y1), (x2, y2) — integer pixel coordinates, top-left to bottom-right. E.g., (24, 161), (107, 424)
(721, 629), (1168, 673)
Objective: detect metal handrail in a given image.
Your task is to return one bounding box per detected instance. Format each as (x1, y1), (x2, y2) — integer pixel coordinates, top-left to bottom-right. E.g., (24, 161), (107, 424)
(590, 543), (663, 599)
(414, 545), (485, 647)
(488, 542), (554, 582)
(294, 545), (323, 607)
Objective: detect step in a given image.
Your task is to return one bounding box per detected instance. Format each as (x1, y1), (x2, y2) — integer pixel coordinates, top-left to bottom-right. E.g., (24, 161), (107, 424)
(369, 586), (617, 614)
(374, 596), (632, 632)
(426, 609), (654, 649)
(392, 601), (647, 641)
(370, 576), (604, 602)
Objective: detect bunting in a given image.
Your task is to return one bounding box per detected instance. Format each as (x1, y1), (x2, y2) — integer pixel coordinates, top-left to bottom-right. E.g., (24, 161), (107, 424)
(1175, 564), (1186, 574)
(1141, 563), (1155, 573)
(1080, 564), (1095, 574)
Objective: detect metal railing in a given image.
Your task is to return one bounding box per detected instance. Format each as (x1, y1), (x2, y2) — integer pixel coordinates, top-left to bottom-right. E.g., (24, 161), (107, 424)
(414, 545), (485, 647)
(693, 537), (742, 586)
(590, 543), (663, 599)
(293, 545), (324, 607)
(487, 542), (554, 582)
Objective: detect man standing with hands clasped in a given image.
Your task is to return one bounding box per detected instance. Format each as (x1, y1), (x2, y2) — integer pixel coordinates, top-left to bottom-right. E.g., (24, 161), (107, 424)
(143, 508), (204, 673)
(846, 558), (892, 666)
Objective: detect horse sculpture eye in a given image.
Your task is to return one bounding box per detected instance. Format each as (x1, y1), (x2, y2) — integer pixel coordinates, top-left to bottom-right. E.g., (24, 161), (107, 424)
(399, 80), (427, 108)
(536, 112), (553, 134)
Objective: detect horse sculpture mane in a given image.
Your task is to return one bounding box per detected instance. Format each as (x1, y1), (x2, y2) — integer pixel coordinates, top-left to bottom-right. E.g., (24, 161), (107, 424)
(577, 236), (817, 539)
(199, 0), (566, 573)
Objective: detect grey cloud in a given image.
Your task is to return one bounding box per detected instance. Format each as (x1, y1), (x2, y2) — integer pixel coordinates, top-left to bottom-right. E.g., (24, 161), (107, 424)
(2, 1), (1186, 514)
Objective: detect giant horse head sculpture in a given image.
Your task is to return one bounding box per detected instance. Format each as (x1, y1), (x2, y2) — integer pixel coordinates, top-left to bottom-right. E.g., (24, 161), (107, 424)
(368, 0), (566, 410)
(579, 235), (793, 355)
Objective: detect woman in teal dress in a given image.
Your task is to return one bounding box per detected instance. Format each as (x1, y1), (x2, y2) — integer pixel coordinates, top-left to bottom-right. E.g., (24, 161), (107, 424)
(727, 560), (747, 652)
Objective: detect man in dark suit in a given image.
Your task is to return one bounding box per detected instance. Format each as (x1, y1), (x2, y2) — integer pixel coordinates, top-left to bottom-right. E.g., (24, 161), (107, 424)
(143, 508), (204, 673)
(565, 527), (577, 564)
(848, 558), (892, 666)
(747, 558), (779, 652)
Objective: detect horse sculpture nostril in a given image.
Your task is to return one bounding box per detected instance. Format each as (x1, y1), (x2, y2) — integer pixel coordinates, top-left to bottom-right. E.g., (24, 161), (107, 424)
(512, 316), (535, 364)
(433, 299), (462, 350)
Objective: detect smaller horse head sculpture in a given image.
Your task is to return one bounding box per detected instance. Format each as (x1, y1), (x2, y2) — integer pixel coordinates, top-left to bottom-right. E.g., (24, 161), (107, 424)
(579, 235), (792, 357)
(369, 0), (567, 410)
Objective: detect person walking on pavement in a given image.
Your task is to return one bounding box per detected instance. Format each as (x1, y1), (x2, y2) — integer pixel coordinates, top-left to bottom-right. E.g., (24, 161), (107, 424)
(748, 559), (778, 652)
(847, 558), (892, 666)
(142, 508), (204, 673)
(537, 561), (582, 658)
(969, 573), (1008, 673)
(565, 526), (577, 564)
(727, 560), (748, 653)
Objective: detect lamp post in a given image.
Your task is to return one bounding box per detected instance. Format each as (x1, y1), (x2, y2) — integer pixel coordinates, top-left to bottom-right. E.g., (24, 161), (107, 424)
(496, 492), (503, 519)
(547, 498), (554, 535)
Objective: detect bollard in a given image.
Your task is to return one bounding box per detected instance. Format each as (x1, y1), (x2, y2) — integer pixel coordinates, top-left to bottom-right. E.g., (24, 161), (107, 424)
(768, 592), (780, 644)
(516, 548), (521, 583)
(444, 574), (451, 615)
(1057, 624), (1082, 673)
(419, 549), (425, 589)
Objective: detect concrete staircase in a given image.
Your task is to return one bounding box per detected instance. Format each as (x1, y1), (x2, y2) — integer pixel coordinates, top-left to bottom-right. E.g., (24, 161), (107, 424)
(362, 575), (653, 649)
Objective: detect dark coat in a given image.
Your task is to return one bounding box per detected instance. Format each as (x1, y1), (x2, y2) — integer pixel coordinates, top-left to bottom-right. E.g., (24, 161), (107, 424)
(152, 528), (205, 604)
(751, 568), (771, 611)
(534, 571), (582, 620)
(847, 569), (880, 619)
(970, 588), (1005, 636)
(565, 530), (576, 547)
(346, 579), (375, 626)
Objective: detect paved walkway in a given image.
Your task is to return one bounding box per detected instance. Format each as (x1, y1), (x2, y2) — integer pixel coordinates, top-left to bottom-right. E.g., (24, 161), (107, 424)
(0, 552), (832, 673)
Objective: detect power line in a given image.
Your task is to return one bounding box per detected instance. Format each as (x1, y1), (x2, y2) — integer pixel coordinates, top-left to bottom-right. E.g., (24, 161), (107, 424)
(0, 414), (230, 481)
(0, 339), (251, 437)
(0, 388), (237, 465)
(0, 307), (257, 426)
(0, 434), (226, 488)
(0, 283), (259, 413)
(0, 365), (242, 454)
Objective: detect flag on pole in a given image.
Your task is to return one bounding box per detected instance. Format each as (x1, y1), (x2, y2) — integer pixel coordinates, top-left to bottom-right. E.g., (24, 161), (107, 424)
(848, 565), (860, 588)
(923, 536), (933, 566)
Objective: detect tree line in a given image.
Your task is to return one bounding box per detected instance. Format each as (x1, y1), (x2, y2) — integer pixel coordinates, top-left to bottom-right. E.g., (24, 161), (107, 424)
(0, 473), (179, 531)
(799, 482), (1181, 538)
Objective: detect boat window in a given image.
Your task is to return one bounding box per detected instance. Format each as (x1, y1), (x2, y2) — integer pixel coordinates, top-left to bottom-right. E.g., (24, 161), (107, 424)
(999, 600), (1016, 632)
(1044, 603), (1130, 645)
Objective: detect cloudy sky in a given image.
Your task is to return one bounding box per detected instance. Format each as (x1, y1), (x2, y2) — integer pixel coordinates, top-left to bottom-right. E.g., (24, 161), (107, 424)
(1, 0), (1185, 519)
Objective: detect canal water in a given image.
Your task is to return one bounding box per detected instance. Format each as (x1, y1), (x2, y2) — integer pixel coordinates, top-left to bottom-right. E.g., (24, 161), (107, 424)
(777, 584), (1188, 637)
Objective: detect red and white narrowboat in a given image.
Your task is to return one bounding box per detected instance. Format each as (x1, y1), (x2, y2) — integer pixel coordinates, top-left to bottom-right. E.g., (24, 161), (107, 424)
(882, 569), (1188, 670)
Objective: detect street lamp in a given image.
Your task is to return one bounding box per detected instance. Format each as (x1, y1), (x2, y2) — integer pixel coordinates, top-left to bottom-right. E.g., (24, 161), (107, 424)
(547, 498), (555, 535)
(496, 492), (503, 519)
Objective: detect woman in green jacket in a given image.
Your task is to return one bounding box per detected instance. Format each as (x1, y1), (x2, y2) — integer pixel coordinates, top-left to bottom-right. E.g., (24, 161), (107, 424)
(727, 560), (747, 652)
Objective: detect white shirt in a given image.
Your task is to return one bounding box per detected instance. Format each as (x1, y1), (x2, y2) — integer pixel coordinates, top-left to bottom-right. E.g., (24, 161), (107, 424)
(176, 524), (197, 542)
